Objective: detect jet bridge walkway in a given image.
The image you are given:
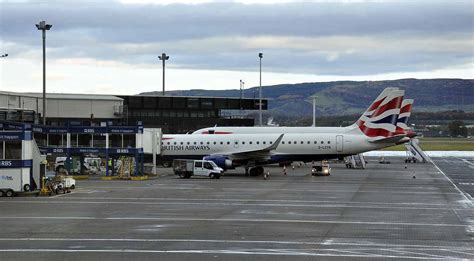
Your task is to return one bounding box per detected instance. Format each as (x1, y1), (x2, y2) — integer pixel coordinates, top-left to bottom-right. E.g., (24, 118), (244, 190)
(0, 121), (145, 178)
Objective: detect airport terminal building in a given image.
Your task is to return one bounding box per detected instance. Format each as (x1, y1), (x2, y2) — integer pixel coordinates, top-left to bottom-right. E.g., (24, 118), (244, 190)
(0, 91), (267, 133)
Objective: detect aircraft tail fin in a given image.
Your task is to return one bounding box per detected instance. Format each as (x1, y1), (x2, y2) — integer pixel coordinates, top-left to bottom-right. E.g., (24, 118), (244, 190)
(350, 88), (405, 141)
(397, 99), (414, 131)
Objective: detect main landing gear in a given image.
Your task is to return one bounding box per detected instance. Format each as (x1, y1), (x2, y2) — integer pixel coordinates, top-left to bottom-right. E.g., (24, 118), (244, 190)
(248, 166), (264, 176)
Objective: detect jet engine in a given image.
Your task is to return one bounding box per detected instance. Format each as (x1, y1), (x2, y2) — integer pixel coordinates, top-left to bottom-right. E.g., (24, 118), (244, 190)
(203, 155), (235, 170)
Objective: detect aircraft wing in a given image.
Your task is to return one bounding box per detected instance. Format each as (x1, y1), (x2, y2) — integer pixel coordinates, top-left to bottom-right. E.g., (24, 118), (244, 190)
(222, 134), (284, 161)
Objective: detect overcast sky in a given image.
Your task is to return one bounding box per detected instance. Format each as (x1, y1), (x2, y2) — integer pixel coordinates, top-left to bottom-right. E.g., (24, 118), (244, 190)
(0, 0), (473, 95)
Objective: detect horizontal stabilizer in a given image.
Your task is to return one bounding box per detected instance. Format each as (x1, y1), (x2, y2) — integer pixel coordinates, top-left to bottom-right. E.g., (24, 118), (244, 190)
(369, 134), (405, 144)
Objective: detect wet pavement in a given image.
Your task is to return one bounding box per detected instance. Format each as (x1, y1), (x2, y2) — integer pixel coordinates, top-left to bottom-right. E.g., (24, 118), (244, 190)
(0, 158), (473, 260)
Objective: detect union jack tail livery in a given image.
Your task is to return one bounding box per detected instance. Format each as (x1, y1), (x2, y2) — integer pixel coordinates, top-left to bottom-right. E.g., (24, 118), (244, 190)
(397, 99), (416, 139)
(354, 88), (405, 141)
(397, 99), (413, 130)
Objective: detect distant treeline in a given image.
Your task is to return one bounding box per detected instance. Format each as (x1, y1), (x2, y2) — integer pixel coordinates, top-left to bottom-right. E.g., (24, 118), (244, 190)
(250, 110), (474, 127)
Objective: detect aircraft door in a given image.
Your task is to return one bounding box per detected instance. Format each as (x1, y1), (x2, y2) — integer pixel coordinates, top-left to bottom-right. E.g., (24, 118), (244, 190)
(336, 135), (343, 152)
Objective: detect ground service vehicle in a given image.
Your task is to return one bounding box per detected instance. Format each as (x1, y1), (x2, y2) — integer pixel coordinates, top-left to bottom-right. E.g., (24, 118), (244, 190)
(55, 157), (102, 174)
(173, 159), (223, 179)
(312, 160), (331, 176)
(0, 167), (31, 197)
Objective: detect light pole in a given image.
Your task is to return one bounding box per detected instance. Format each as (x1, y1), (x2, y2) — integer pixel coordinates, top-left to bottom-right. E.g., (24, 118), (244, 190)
(240, 79), (245, 99)
(158, 53), (169, 96)
(258, 52), (263, 126)
(36, 21), (52, 125)
(311, 96), (318, 127)
(0, 54), (7, 58)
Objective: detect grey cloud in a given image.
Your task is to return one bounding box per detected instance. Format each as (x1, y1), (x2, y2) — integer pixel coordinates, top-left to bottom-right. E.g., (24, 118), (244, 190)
(0, 1), (473, 76)
(2, 1), (473, 42)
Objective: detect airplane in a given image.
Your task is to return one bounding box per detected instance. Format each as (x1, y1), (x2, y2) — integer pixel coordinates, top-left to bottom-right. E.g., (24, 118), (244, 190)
(192, 88), (406, 136)
(159, 88), (408, 175)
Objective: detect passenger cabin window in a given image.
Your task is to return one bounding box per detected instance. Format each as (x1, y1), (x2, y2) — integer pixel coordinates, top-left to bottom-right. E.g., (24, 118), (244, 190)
(321, 141), (324, 144)
(227, 142), (230, 145)
(328, 141), (331, 144)
(249, 141), (253, 144)
(195, 162), (203, 168)
(220, 142), (223, 145)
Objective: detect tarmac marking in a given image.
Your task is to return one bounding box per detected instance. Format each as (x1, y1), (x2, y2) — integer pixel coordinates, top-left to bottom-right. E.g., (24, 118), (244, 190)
(0, 216), (469, 227)
(461, 159), (474, 169)
(431, 160), (473, 201)
(441, 249), (474, 256)
(0, 248), (462, 259)
(1, 238), (472, 254)
(0, 200), (466, 211)
(14, 186), (460, 195)
(381, 248), (447, 259)
(29, 196), (459, 206)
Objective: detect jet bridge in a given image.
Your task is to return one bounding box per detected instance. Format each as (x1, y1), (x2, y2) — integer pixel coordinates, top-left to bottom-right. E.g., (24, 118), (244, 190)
(32, 122), (145, 177)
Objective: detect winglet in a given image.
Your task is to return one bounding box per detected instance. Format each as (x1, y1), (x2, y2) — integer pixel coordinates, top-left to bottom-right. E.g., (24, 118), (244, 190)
(265, 134), (284, 151)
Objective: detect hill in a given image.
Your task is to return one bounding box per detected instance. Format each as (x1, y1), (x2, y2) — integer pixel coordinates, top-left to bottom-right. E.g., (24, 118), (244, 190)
(140, 78), (474, 117)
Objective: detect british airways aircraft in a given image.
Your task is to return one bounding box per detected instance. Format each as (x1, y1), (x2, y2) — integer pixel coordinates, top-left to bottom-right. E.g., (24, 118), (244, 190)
(192, 88), (409, 136)
(159, 88), (408, 175)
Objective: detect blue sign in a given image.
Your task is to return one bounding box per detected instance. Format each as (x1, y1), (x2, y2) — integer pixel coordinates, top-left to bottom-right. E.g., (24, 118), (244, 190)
(109, 127), (136, 134)
(0, 160), (33, 168)
(69, 127), (108, 134)
(0, 132), (23, 141)
(39, 146), (142, 155)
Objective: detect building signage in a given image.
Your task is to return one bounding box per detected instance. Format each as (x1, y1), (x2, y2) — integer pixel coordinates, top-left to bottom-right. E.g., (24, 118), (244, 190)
(0, 132), (23, 141)
(109, 127), (136, 134)
(0, 160), (33, 168)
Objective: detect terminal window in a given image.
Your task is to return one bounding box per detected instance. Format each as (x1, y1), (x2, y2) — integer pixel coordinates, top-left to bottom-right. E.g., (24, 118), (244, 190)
(2, 141), (22, 160)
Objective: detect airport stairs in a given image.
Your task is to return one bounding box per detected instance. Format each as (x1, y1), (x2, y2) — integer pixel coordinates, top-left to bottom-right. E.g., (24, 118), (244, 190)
(345, 154), (366, 169)
(405, 138), (430, 163)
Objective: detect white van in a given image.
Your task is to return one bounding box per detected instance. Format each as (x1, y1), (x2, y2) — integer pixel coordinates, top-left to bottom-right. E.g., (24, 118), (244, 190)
(173, 159), (223, 179)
